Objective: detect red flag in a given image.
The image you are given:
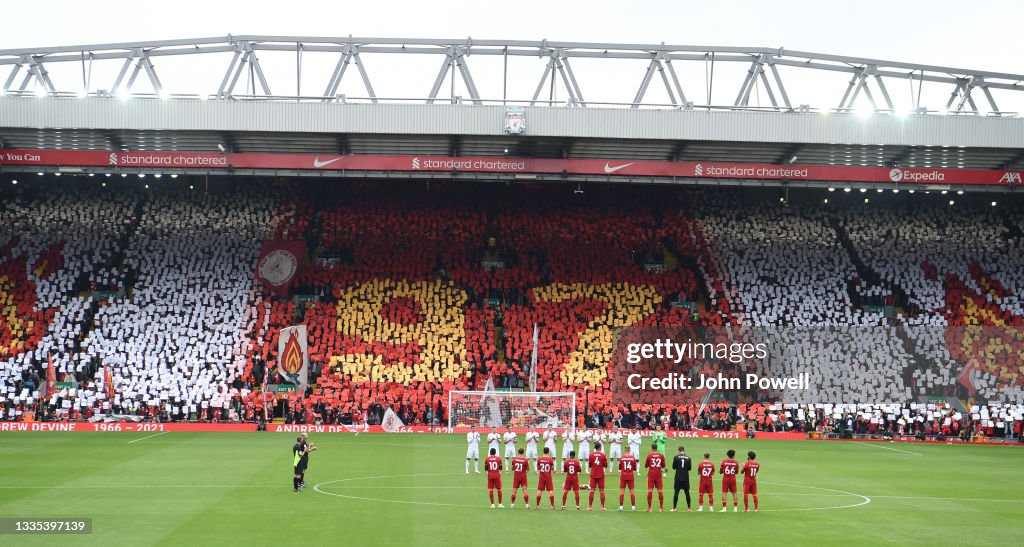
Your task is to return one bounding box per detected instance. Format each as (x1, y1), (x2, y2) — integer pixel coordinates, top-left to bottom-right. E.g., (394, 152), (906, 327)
(261, 360), (272, 420)
(104, 366), (115, 399)
(957, 361), (977, 396)
(255, 240), (305, 296)
(45, 354), (57, 398)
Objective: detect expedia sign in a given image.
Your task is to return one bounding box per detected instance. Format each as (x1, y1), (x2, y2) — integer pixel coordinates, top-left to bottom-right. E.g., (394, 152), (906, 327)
(889, 169), (946, 183)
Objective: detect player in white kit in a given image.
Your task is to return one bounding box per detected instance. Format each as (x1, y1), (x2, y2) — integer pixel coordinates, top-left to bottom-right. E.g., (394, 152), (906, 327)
(608, 429), (624, 471)
(487, 426), (501, 460)
(577, 429), (592, 473)
(561, 428), (576, 470)
(524, 429), (540, 470)
(466, 425), (481, 473)
(627, 429), (642, 460)
(502, 427), (518, 472)
(543, 424), (558, 466)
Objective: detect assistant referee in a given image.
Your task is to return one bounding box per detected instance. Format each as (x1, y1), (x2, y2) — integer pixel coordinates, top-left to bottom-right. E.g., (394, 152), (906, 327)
(671, 446), (692, 512)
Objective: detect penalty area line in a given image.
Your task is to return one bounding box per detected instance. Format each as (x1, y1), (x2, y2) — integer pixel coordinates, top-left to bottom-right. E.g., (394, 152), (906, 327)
(127, 431), (169, 444)
(851, 441), (922, 456)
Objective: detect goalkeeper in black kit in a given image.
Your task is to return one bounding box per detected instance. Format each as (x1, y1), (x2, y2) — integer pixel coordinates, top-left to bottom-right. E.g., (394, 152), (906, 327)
(671, 446), (692, 512)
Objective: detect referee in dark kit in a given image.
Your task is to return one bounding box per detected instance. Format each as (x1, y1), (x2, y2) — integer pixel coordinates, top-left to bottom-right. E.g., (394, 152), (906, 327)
(292, 435), (317, 492)
(671, 445), (692, 512)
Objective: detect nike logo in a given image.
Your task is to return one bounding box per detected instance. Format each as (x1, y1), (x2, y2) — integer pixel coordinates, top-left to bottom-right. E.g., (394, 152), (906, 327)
(603, 162), (634, 173)
(313, 156), (344, 168)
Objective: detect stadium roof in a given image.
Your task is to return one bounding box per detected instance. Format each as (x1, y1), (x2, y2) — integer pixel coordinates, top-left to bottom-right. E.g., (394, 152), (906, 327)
(1, 36), (1022, 189)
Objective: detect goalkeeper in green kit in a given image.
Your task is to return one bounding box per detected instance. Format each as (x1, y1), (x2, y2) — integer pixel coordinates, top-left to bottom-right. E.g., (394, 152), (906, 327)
(653, 428), (667, 455)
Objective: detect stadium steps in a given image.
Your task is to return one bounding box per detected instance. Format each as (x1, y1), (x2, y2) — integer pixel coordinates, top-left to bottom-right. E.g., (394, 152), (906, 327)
(946, 397), (969, 414)
(661, 235), (711, 312)
(1000, 211), (1023, 263)
(831, 218), (942, 389)
(492, 325), (505, 362)
(70, 198), (144, 351)
(303, 205), (326, 264)
(891, 323), (934, 391)
(74, 297), (103, 353)
(830, 217), (912, 311)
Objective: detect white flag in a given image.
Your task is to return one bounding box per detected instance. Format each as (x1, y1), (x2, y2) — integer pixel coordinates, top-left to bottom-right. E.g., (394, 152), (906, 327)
(381, 407), (405, 433)
(480, 376), (502, 427)
(277, 325), (309, 392)
(529, 323), (539, 392)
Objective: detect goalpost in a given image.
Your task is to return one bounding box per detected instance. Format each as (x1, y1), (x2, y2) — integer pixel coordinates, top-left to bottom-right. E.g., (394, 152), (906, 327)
(448, 390), (576, 429)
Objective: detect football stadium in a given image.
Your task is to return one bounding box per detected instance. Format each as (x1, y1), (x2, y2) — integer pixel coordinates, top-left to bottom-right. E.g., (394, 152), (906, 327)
(1, 2), (1023, 545)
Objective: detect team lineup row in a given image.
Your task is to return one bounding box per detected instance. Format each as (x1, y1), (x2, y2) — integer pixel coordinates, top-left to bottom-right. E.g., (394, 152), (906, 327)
(466, 426), (656, 474)
(286, 428), (759, 512)
(479, 441), (761, 513)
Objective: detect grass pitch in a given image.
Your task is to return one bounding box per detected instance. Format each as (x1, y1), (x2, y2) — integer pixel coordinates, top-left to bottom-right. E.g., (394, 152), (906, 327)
(1, 432), (1022, 546)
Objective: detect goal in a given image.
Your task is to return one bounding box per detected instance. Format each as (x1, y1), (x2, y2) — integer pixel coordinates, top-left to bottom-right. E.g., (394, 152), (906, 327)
(447, 390), (576, 430)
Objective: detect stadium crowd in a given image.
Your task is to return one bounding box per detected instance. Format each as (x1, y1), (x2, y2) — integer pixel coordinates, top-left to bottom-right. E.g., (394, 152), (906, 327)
(1, 182), (1022, 439)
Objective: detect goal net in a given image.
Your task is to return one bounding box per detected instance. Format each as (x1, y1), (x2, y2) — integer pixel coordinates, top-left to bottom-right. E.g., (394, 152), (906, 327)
(448, 390), (576, 430)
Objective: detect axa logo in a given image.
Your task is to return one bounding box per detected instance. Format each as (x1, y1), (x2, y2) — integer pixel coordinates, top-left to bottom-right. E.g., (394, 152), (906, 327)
(695, 163), (703, 177)
(889, 168), (903, 182)
(412, 157), (420, 170)
(1000, 171), (1022, 184)
(108, 153), (118, 166)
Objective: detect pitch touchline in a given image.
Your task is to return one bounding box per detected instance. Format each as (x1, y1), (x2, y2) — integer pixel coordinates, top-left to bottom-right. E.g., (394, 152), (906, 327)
(850, 441), (922, 456)
(127, 431), (169, 443)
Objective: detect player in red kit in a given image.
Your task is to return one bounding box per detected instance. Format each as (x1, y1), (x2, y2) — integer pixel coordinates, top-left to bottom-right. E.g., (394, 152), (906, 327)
(484, 448), (504, 508)
(742, 451), (760, 512)
(696, 452), (716, 512)
(720, 448), (740, 512)
(617, 445), (638, 512)
(561, 450), (582, 510)
(644, 442), (666, 512)
(535, 447), (556, 510)
(587, 441), (608, 511)
(510, 447), (530, 508)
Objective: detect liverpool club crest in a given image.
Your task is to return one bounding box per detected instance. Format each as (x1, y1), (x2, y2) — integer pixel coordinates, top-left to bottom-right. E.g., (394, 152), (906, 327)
(504, 107), (525, 134)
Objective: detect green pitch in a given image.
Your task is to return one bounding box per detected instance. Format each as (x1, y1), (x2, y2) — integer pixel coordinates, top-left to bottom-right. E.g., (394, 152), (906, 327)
(1, 432), (1022, 546)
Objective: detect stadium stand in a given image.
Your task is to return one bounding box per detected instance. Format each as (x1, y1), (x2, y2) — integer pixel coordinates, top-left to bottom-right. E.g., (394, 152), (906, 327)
(1, 181), (1022, 437)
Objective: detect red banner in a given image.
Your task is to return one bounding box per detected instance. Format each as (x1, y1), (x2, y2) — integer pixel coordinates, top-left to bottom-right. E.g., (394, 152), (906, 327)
(45, 355), (57, 398)
(103, 366), (114, 400)
(256, 240), (304, 296)
(0, 421), (805, 438)
(1, 149), (1020, 186)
